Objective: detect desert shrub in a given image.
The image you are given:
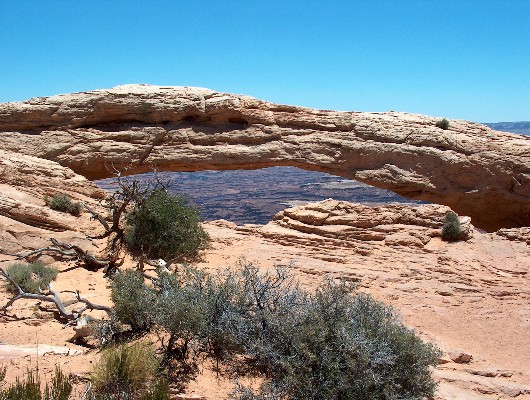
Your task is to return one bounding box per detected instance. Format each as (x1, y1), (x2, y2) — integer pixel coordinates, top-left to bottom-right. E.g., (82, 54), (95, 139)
(435, 118), (450, 130)
(46, 193), (83, 217)
(0, 367), (72, 400)
(110, 263), (441, 399)
(229, 275), (441, 400)
(110, 270), (155, 332)
(124, 189), (209, 260)
(89, 341), (169, 400)
(4, 262), (58, 294)
(441, 211), (463, 241)
(153, 267), (209, 360)
(215, 263), (306, 371)
(200, 267), (253, 364)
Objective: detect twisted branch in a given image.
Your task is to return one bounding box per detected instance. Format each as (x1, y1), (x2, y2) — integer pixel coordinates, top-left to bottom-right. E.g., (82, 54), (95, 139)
(0, 267), (112, 321)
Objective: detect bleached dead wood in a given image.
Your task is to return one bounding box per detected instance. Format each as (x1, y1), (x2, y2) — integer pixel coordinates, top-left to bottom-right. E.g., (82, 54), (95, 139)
(0, 267), (112, 321)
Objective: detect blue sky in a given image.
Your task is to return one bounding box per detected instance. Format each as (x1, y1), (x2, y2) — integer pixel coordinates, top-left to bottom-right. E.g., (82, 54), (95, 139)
(1, 1), (528, 122)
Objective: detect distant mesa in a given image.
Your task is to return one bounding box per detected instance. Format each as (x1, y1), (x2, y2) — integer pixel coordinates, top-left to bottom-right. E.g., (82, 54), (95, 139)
(484, 121), (530, 136)
(0, 84), (529, 231)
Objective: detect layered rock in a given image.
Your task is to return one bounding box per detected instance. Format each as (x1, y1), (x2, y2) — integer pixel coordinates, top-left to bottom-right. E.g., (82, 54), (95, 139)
(261, 199), (473, 252)
(0, 85), (529, 399)
(202, 200), (530, 399)
(1, 84), (529, 231)
(0, 149), (104, 254)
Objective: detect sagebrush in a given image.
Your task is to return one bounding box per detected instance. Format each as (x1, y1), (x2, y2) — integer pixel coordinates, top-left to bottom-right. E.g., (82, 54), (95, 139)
(4, 262), (58, 294)
(45, 193), (83, 216)
(110, 262), (441, 399)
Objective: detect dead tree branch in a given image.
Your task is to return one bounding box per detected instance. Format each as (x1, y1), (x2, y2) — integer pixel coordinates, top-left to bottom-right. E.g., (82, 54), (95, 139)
(13, 238), (114, 271)
(0, 267), (113, 321)
(49, 238), (110, 269)
(62, 290), (113, 317)
(84, 203), (111, 234)
(14, 246), (77, 260)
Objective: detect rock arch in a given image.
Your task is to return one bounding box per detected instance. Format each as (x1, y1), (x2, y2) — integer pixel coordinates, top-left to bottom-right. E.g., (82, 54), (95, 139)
(1, 84), (529, 231)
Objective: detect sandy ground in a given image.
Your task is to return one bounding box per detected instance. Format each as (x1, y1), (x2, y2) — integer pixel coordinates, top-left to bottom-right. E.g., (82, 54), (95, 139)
(0, 221), (529, 399)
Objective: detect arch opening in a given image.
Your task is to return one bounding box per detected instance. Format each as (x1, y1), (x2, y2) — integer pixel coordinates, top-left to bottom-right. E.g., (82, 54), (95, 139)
(95, 166), (428, 225)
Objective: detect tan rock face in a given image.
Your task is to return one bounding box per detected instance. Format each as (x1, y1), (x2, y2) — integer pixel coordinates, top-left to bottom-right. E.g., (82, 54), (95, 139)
(259, 200), (474, 254)
(1, 84), (529, 231)
(0, 85), (528, 400)
(0, 149), (105, 254)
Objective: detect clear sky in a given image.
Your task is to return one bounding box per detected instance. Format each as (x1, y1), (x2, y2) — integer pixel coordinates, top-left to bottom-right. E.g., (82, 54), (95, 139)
(1, 1), (528, 122)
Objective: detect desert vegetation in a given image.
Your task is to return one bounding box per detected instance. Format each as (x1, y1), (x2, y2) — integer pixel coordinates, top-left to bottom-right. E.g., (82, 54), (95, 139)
(106, 262), (441, 399)
(441, 211), (463, 241)
(124, 188), (208, 261)
(3, 262), (58, 294)
(0, 367), (72, 400)
(45, 193), (83, 217)
(0, 343), (169, 399)
(0, 173), (444, 399)
(0, 260), (441, 399)
(88, 342), (169, 399)
(435, 118), (450, 130)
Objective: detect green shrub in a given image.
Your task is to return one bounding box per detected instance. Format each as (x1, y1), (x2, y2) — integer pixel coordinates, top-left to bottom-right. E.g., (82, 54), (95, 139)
(124, 189), (209, 260)
(110, 263), (441, 399)
(46, 193), (83, 217)
(110, 270), (155, 332)
(435, 118), (450, 130)
(153, 268), (209, 360)
(5, 262), (58, 294)
(89, 341), (169, 400)
(0, 367), (72, 400)
(442, 211), (463, 241)
(230, 275), (441, 400)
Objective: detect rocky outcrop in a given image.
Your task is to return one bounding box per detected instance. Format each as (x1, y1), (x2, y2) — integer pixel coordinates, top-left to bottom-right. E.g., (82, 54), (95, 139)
(496, 227), (530, 245)
(0, 149), (104, 254)
(1, 84), (529, 231)
(261, 199), (473, 252)
(202, 200), (530, 399)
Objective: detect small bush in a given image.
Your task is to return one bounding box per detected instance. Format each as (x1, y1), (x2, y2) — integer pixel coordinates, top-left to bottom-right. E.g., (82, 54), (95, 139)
(0, 367), (72, 400)
(154, 268), (209, 360)
(435, 118), (450, 130)
(46, 193), (83, 217)
(231, 276), (441, 400)
(90, 341), (169, 400)
(124, 189), (209, 260)
(110, 270), (155, 332)
(5, 262), (58, 294)
(442, 211), (463, 241)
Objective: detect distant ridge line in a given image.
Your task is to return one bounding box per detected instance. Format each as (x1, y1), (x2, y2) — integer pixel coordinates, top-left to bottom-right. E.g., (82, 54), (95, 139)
(484, 121), (530, 135)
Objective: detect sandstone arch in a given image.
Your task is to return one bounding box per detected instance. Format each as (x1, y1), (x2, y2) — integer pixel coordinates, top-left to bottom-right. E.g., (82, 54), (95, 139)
(1, 84), (529, 231)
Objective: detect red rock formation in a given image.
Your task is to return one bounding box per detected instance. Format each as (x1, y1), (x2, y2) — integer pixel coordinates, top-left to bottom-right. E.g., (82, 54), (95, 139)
(0, 84), (528, 231)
